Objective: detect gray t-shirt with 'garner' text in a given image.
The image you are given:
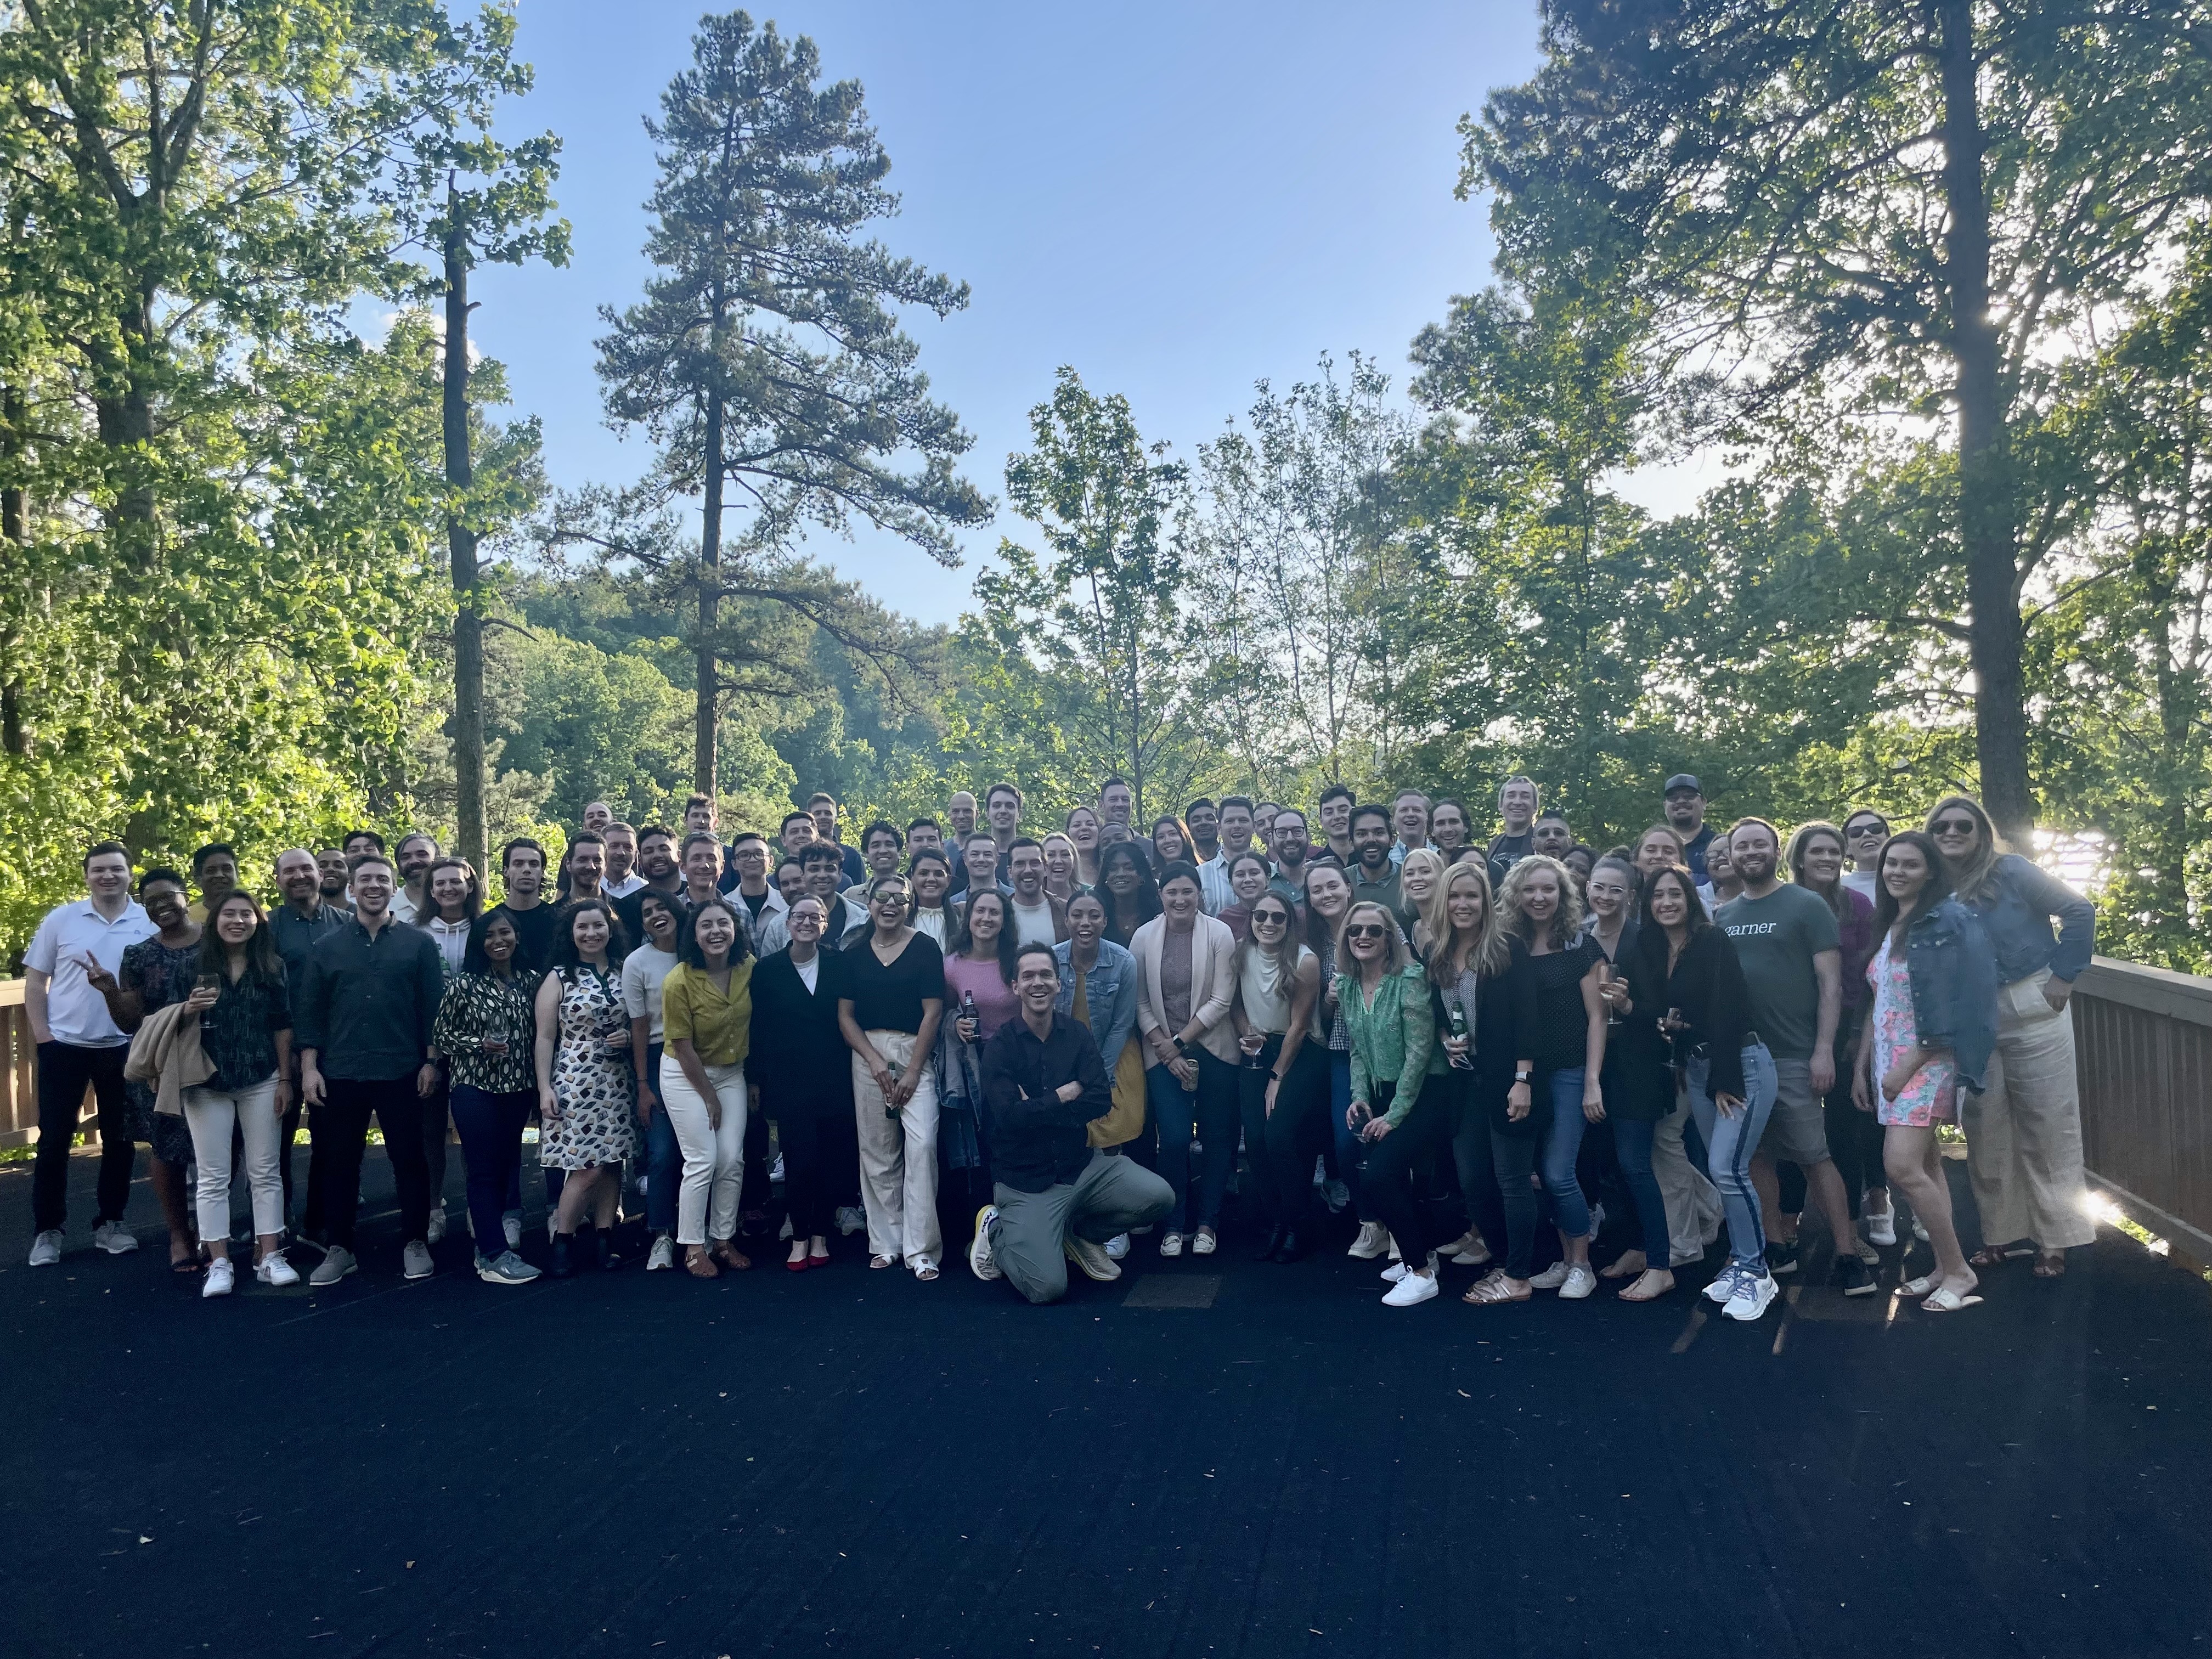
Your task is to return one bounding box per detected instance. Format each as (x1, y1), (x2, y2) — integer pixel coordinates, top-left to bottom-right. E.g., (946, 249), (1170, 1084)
(1714, 884), (1840, 1062)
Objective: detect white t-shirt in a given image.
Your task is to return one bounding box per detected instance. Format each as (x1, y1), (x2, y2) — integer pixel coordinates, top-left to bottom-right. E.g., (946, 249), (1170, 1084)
(1842, 870), (1879, 902)
(621, 944), (680, 1042)
(24, 899), (156, 1047)
(1011, 896), (1057, 947)
(794, 952), (821, 994)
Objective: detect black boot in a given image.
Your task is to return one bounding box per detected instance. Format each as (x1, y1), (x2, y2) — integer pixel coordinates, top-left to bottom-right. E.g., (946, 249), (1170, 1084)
(596, 1227), (620, 1271)
(1252, 1224), (1284, 1263)
(1272, 1228), (1306, 1263)
(549, 1233), (575, 1278)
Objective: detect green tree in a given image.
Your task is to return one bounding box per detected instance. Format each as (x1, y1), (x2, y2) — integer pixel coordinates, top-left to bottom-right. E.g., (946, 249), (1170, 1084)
(591, 10), (989, 792)
(1472, 0), (2212, 837)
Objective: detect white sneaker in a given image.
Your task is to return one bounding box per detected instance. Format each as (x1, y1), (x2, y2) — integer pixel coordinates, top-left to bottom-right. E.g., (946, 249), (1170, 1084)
(1346, 1221), (1390, 1260)
(1381, 1270), (1439, 1307)
(94, 1221), (139, 1255)
(308, 1245), (357, 1286)
(202, 1257), (235, 1298)
(770, 1154), (786, 1183)
(1862, 1205), (1897, 1247)
(27, 1229), (64, 1266)
(425, 1208), (447, 1245)
(1528, 1261), (1571, 1290)
(1703, 1265), (1743, 1304)
(1383, 1250), (1441, 1283)
(502, 1211), (522, 1250)
(255, 1251), (301, 1287)
(403, 1240), (435, 1280)
(1451, 1243), (1493, 1266)
(1063, 1233), (1121, 1282)
(968, 1205), (1001, 1281)
(1103, 1233), (1130, 1261)
(1159, 1232), (1184, 1259)
(647, 1234), (675, 1271)
(836, 1205), (866, 1237)
(1558, 1263), (1598, 1300)
(1725, 1268), (1779, 1322)
(1911, 1214), (1929, 1242)
(1190, 1228), (1217, 1256)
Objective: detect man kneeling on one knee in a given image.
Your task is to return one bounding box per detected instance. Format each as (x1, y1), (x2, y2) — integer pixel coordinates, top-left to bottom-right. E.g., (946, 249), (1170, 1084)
(970, 944), (1173, 1302)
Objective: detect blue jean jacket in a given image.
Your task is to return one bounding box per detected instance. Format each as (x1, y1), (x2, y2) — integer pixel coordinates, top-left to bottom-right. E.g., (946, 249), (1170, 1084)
(1054, 938), (1137, 1072)
(1904, 898), (1999, 1092)
(1965, 854), (2096, 986)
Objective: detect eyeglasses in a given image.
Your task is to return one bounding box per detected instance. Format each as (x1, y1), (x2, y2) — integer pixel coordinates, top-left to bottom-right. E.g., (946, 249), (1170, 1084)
(1344, 923), (1387, 941)
(1930, 818), (1977, 836)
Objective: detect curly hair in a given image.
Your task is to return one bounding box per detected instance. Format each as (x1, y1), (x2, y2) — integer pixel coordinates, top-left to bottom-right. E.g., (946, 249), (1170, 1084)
(1479, 853), (1584, 975)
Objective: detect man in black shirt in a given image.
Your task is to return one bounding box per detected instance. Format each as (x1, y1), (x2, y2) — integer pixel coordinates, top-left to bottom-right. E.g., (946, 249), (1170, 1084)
(967, 945), (1174, 1304)
(486, 838), (559, 974)
(613, 825), (682, 941)
(295, 854), (447, 1285)
(1486, 774), (1540, 889)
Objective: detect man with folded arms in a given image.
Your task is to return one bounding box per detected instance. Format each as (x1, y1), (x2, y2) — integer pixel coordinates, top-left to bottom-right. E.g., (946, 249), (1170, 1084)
(968, 944), (1174, 1303)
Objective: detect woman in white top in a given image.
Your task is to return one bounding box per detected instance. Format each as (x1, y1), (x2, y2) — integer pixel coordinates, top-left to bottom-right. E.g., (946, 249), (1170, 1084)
(1230, 890), (1325, 1262)
(908, 849), (953, 947)
(416, 857), (479, 973)
(622, 888), (685, 1270)
(1130, 862), (1239, 1257)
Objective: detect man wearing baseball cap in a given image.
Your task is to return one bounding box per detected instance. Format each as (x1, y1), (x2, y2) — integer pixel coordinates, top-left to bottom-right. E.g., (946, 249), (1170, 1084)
(1663, 775), (1716, 882)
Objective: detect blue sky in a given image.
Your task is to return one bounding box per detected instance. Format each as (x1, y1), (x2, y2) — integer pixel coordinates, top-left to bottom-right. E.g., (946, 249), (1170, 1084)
(470, 1), (1548, 625)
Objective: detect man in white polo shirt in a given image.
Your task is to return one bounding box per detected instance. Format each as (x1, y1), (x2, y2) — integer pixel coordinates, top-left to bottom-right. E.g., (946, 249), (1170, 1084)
(24, 841), (156, 1265)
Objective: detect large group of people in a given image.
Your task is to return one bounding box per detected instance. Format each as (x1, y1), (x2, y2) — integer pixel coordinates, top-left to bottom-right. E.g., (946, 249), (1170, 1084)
(20, 772), (2098, 1317)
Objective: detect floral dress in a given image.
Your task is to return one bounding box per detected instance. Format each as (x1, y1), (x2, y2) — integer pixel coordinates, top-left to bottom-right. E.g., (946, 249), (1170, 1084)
(540, 965), (638, 1171)
(120, 936), (201, 1162)
(1867, 935), (1957, 1128)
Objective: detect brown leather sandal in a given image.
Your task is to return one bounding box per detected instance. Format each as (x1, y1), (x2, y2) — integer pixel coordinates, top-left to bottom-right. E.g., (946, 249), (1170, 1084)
(685, 1248), (719, 1279)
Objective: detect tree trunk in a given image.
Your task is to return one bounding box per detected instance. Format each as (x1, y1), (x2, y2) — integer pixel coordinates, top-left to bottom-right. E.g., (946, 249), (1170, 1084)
(2, 381), (26, 755)
(444, 218), (488, 877)
(696, 390), (725, 795)
(1938, 0), (2034, 841)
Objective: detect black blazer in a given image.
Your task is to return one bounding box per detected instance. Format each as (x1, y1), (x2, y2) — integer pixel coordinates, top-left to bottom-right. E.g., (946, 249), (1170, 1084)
(1626, 924), (1753, 1107)
(744, 948), (854, 1113)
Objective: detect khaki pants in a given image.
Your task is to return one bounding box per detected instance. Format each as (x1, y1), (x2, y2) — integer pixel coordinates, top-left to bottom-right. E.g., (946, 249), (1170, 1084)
(991, 1153), (1175, 1304)
(1962, 969), (2095, 1251)
(853, 1031), (941, 1267)
(1655, 1085), (1723, 1267)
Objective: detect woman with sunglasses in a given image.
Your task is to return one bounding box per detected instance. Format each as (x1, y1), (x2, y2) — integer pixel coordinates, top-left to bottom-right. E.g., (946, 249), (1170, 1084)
(1096, 841), (1162, 950)
(747, 896), (852, 1271)
(1924, 795), (2097, 1278)
(1852, 830), (1996, 1312)
(1132, 863), (1240, 1257)
(838, 873), (949, 1278)
(1487, 855), (1607, 1300)
(1302, 860), (1373, 1248)
(1841, 809), (1891, 903)
(1788, 821), (1893, 1249)
(1231, 890), (1324, 1261)
(1337, 900), (1453, 1306)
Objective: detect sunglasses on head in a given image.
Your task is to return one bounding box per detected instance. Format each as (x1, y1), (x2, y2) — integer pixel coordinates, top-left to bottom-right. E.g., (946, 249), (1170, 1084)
(1345, 923), (1387, 941)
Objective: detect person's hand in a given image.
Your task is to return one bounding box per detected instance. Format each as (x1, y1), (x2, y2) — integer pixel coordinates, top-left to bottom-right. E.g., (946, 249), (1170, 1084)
(1263, 1075), (1280, 1117)
(1361, 1114), (1393, 1143)
(1054, 1080), (1083, 1104)
(1346, 1099), (1371, 1132)
(184, 984), (219, 1013)
(2043, 978), (2073, 1013)
(479, 1034), (508, 1056)
(539, 1084), (560, 1121)
(1582, 1082), (1605, 1124)
(1322, 983), (1340, 1018)
(956, 1014), (978, 1044)
(1600, 977), (1630, 1012)
(416, 1061), (440, 1099)
(868, 1062), (895, 1098)
(889, 1067), (918, 1108)
(1809, 1050), (1836, 1096)
(707, 1100), (722, 1132)
(301, 1064), (326, 1108)
(635, 1084), (655, 1127)
(1658, 1007), (1686, 1037)
(1443, 1034), (1470, 1061)
(1506, 1080), (1531, 1122)
(1238, 1030), (1263, 1058)
(602, 1031), (628, 1053)
(273, 1076), (292, 1115)
(81, 955), (120, 995)
(1850, 1066), (1874, 1115)
(1714, 1089), (1745, 1119)
(1167, 1054), (1198, 1087)
(1881, 1058), (1920, 1101)
(1150, 1031), (1180, 1066)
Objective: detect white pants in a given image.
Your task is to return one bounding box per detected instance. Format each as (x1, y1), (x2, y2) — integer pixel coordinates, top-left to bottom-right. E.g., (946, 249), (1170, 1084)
(853, 1030), (941, 1266)
(1963, 969), (2095, 1251)
(1655, 1084), (1724, 1267)
(180, 1078), (284, 1241)
(658, 1058), (747, 1245)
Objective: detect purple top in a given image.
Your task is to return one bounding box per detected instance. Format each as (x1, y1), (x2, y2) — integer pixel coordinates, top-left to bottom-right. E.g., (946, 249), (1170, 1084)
(1836, 885), (1876, 1015)
(943, 952), (1020, 1044)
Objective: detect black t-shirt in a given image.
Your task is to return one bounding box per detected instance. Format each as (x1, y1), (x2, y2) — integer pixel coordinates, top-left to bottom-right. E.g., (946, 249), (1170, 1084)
(1487, 831), (1534, 891)
(489, 901), (562, 976)
(1508, 932), (1604, 1073)
(737, 888), (771, 921)
(834, 933), (945, 1033)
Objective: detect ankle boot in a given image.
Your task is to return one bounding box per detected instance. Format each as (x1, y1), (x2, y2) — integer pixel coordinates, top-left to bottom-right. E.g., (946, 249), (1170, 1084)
(549, 1233), (575, 1278)
(1272, 1228), (1306, 1263)
(595, 1228), (619, 1271)
(1252, 1224), (1285, 1263)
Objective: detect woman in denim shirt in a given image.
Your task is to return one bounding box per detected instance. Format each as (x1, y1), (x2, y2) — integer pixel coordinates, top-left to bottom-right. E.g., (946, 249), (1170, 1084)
(1926, 795), (2097, 1277)
(1853, 830), (1997, 1312)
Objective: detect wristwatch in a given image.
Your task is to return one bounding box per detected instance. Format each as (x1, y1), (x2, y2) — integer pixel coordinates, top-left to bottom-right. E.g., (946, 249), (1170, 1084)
(1513, 1068), (1532, 1084)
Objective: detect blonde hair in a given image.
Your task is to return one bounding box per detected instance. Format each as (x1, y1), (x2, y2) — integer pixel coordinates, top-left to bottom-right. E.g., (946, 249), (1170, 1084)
(1399, 846), (1446, 905)
(1480, 853), (1584, 975)
(1425, 860), (1493, 987)
(1338, 900), (1410, 980)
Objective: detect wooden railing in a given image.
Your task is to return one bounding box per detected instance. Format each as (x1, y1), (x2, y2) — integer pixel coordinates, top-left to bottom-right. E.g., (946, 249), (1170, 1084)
(1, 977), (61, 1150)
(2072, 956), (2212, 1258)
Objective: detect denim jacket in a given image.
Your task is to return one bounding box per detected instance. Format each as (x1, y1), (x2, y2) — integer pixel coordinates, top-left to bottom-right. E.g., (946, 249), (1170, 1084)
(1962, 854), (2096, 986)
(1903, 898), (1999, 1093)
(1054, 938), (1137, 1073)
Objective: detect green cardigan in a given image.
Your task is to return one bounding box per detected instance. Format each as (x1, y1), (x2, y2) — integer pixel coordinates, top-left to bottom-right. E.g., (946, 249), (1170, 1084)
(1338, 961), (1444, 1126)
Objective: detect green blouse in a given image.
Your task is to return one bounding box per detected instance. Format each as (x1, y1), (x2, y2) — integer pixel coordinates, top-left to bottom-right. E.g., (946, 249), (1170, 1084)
(1337, 961), (1444, 1126)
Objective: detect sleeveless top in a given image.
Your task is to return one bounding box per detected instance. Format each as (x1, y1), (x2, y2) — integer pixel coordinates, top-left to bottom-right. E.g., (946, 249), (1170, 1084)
(1237, 944), (1312, 1035)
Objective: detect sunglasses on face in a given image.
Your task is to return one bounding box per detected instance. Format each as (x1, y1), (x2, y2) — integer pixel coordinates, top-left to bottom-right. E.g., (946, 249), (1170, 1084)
(1251, 910), (1288, 928)
(1345, 923), (1387, 941)
(1847, 822), (1888, 838)
(1931, 819), (1976, 836)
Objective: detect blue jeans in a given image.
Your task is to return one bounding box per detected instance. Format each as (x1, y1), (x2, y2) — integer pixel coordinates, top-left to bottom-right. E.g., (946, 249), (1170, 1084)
(1146, 1049), (1238, 1235)
(1609, 1118), (1673, 1264)
(1539, 1067), (1593, 1239)
(1327, 1049), (1370, 1220)
(449, 1085), (534, 1257)
(641, 1041), (681, 1235)
(1688, 1044), (1779, 1271)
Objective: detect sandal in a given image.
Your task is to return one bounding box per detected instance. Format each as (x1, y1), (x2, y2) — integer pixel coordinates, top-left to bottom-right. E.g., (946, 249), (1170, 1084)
(1617, 1268), (1675, 1303)
(1922, 1282), (1984, 1312)
(1899, 1273), (1937, 1297)
(712, 1241), (752, 1272)
(685, 1249), (720, 1280)
(2033, 1250), (2067, 1278)
(1968, 1244), (2032, 1268)
(868, 1254), (895, 1270)
(911, 1259), (940, 1282)
(1600, 1250), (1647, 1280)
(1462, 1269), (1531, 1306)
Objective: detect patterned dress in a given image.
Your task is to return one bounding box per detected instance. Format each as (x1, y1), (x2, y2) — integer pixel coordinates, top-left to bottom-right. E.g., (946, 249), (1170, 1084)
(540, 965), (638, 1171)
(1867, 935), (1957, 1128)
(120, 935), (201, 1162)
